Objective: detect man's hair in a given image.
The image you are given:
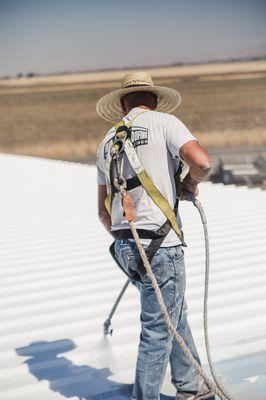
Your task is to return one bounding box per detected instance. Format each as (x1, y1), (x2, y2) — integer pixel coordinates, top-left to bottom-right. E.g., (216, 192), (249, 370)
(121, 91), (157, 109)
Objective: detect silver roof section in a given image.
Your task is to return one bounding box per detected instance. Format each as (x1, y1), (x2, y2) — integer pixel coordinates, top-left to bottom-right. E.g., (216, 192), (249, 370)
(0, 154), (266, 400)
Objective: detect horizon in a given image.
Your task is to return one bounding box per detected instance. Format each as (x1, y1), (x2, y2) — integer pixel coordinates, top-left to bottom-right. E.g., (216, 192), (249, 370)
(0, 54), (266, 80)
(1, 55), (266, 80)
(0, 0), (266, 78)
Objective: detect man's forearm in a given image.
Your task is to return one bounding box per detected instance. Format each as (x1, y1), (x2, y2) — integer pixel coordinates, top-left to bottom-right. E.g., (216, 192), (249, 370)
(98, 210), (112, 233)
(188, 162), (211, 183)
(180, 141), (212, 185)
(98, 184), (112, 234)
(181, 162), (212, 197)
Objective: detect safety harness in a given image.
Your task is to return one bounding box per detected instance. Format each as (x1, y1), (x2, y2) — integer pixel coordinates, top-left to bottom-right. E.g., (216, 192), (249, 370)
(105, 110), (186, 280)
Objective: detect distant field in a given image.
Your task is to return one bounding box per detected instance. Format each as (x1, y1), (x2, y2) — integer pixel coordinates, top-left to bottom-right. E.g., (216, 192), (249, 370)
(0, 61), (266, 161)
(1, 60), (266, 86)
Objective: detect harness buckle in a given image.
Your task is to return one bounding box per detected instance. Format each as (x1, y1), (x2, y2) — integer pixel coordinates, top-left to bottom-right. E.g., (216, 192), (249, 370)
(114, 176), (126, 193)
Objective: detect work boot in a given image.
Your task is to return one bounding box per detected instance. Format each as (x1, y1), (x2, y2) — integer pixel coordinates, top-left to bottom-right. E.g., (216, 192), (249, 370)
(176, 382), (216, 400)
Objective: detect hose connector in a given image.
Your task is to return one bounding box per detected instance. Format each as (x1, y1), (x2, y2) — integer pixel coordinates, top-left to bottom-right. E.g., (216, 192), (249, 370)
(103, 318), (113, 336)
(182, 190), (207, 224)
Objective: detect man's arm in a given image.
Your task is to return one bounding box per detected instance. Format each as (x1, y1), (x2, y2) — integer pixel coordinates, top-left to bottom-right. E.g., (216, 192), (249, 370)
(98, 184), (112, 233)
(179, 140), (212, 197)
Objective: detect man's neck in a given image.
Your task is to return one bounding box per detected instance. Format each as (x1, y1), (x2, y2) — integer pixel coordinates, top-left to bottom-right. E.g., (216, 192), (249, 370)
(135, 105), (150, 110)
(127, 105), (151, 113)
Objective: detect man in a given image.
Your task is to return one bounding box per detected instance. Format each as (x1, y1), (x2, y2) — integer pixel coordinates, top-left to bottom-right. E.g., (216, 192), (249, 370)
(96, 72), (214, 400)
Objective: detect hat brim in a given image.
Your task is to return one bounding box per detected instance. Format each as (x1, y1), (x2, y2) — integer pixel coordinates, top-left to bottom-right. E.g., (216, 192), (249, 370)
(96, 85), (182, 124)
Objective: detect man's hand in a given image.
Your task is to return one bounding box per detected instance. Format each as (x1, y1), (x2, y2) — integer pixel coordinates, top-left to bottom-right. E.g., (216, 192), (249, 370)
(179, 141), (212, 201)
(179, 174), (199, 201)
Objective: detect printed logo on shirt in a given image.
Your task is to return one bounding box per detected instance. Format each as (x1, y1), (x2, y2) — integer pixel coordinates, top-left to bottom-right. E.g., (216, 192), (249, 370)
(130, 126), (149, 148)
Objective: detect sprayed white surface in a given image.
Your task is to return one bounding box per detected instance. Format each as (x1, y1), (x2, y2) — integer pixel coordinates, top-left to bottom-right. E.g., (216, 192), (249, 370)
(0, 153), (266, 400)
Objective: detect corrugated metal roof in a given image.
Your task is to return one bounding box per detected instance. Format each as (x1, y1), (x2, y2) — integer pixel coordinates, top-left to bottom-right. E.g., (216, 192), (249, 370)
(0, 153), (266, 400)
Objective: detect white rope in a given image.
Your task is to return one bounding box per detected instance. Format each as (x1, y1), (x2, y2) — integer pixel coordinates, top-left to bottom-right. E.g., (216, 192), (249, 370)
(129, 220), (237, 400)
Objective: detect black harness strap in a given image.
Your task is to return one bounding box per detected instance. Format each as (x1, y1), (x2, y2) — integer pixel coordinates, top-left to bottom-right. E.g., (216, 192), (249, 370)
(113, 175), (141, 194)
(111, 227), (166, 240)
(109, 241), (141, 282)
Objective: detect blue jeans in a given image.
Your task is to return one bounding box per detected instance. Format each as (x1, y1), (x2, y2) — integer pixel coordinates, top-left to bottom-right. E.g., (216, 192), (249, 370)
(114, 239), (202, 400)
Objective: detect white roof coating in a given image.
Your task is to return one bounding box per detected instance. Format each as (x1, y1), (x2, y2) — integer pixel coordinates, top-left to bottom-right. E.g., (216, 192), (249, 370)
(0, 153), (266, 400)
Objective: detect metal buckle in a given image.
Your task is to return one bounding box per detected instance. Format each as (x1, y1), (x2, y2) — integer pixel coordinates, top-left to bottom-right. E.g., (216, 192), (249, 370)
(114, 176), (127, 193)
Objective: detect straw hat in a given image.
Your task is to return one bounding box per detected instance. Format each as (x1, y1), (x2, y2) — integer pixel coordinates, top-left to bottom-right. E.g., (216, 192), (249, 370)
(96, 71), (181, 123)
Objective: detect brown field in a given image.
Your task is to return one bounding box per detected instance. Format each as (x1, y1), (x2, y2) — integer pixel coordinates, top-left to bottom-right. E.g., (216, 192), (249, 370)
(0, 61), (266, 162)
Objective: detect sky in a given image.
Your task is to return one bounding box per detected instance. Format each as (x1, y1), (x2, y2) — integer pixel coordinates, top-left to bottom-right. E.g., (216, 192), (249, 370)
(0, 0), (266, 77)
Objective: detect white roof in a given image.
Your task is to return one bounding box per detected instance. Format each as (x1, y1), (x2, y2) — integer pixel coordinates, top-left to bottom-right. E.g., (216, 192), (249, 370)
(0, 153), (266, 400)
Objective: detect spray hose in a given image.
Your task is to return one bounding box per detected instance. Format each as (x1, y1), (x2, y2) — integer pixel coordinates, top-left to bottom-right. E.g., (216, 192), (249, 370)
(103, 191), (238, 400)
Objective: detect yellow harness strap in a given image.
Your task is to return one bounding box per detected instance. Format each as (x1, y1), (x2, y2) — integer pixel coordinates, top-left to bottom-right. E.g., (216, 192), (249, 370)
(136, 170), (185, 246)
(105, 193), (112, 214)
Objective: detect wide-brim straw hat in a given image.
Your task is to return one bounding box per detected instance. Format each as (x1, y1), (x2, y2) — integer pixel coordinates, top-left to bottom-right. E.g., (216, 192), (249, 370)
(96, 71), (181, 124)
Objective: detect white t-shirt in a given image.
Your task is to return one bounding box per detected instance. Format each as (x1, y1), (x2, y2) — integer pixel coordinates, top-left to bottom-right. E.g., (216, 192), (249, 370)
(96, 107), (198, 246)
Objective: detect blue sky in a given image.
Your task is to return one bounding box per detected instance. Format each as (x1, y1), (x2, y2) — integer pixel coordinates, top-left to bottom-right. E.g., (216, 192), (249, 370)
(0, 0), (265, 77)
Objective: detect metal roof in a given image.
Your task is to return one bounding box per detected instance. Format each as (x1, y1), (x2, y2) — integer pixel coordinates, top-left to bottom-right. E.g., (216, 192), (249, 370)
(0, 153), (266, 400)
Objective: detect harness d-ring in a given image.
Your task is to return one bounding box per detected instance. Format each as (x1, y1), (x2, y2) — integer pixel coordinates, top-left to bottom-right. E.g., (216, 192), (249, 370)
(111, 125), (131, 156)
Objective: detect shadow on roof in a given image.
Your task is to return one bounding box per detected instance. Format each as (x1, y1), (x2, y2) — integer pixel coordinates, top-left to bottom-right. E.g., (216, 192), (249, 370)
(15, 338), (176, 399)
(16, 338), (266, 399)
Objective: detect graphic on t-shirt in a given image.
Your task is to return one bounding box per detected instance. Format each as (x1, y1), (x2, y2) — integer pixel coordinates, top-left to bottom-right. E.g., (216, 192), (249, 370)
(130, 126), (149, 148)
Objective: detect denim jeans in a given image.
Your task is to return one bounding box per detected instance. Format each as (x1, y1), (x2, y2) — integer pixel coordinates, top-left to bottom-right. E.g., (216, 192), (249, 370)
(114, 239), (202, 400)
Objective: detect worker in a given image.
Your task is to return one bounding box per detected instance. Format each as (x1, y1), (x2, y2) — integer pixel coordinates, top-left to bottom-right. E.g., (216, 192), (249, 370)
(96, 72), (214, 400)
